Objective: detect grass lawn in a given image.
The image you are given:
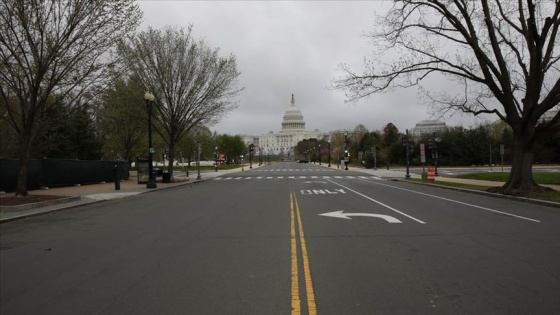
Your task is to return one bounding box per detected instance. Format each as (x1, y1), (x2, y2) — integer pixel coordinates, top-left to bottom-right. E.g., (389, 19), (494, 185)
(453, 172), (560, 185)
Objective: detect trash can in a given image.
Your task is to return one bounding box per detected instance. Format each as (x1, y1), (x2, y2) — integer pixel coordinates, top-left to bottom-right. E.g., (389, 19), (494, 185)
(162, 172), (171, 183)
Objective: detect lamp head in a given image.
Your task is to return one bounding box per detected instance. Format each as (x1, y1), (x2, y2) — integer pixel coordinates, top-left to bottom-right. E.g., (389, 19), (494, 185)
(144, 92), (155, 102)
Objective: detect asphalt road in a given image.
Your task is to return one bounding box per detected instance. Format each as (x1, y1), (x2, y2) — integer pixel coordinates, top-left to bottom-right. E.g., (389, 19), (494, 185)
(1, 162), (559, 314)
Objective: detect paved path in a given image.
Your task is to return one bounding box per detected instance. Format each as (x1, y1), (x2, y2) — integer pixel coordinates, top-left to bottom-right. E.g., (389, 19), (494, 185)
(0, 168), (239, 222)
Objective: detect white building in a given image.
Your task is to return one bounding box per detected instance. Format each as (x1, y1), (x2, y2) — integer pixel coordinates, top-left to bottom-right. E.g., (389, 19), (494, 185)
(244, 94), (324, 160)
(410, 120), (447, 140)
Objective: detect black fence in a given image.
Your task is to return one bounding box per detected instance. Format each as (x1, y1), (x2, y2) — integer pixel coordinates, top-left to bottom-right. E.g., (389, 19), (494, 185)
(0, 158), (129, 192)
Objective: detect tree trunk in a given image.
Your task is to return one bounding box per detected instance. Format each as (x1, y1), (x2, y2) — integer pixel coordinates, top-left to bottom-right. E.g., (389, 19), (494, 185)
(167, 145), (175, 180)
(15, 138), (32, 197)
(495, 131), (546, 195)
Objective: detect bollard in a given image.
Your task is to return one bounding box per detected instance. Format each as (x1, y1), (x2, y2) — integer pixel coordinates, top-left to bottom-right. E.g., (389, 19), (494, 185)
(114, 163), (121, 190)
(421, 171), (428, 183)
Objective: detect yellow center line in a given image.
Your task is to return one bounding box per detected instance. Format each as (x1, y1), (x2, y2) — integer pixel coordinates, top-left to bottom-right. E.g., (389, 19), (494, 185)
(291, 191), (301, 315)
(291, 190), (317, 315)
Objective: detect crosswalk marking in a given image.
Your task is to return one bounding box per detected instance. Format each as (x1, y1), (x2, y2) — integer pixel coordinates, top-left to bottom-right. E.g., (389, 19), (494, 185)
(212, 175), (383, 181)
(253, 169), (336, 172)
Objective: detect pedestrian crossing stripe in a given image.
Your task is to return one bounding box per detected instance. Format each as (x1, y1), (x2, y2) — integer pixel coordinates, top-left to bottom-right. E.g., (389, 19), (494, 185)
(254, 169), (336, 172)
(212, 176), (382, 181)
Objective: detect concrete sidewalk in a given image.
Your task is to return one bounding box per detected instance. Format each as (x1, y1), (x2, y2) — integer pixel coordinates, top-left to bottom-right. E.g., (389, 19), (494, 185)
(0, 167), (244, 223)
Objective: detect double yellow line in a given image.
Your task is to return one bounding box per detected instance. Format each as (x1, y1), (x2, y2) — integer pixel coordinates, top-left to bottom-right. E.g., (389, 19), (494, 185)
(290, 190), (317, 315)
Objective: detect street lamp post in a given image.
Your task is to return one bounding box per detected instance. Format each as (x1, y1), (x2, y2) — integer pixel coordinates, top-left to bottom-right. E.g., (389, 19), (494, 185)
(144, 92), (157, 189)
(328, 137), (331, 167)
(249, 144), (254, 169)
(214, 146), (218, 172)
(197, 143), (202, 180)
(318, 144), (321, 165)
(344, 132), (350, 170)
(404, 129), (411, 179)
(312, 147), (315, 164)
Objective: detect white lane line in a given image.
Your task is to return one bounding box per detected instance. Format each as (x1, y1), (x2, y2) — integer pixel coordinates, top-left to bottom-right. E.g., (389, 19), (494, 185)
(327, 180), (426, 224)
(357, 179), (540, 223)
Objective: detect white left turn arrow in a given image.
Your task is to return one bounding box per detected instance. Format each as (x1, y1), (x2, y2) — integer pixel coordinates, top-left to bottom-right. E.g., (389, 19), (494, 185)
(319, 210), (402, 223)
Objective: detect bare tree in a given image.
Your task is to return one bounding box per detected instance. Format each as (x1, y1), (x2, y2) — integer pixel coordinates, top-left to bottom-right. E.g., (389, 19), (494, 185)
(118, 25), (243, 179)
(0, 0), (142, 196)
(333, 0), (560, 196)
(176, 125), (214, 167)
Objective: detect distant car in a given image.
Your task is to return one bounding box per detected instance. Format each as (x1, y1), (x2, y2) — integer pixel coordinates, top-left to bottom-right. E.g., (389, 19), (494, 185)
(298, 160), (309, 163)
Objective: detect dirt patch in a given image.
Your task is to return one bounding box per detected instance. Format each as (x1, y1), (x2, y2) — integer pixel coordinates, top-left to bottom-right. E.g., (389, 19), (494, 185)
(0, 195), (68, 206)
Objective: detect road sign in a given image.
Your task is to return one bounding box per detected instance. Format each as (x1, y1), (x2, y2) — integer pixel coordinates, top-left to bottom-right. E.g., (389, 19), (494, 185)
(420, 143), (426, 163)
(435, 136), (443, 143)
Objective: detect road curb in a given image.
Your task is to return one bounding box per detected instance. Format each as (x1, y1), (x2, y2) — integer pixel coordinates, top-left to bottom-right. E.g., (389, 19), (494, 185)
(0, 196), (81, 212)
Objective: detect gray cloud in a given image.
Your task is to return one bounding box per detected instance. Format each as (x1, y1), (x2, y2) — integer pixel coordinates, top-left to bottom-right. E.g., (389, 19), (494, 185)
(137, 1), (487, 136)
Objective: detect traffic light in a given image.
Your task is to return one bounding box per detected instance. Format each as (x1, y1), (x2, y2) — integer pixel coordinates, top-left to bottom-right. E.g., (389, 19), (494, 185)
(428, 139), (434, 150)
(344, 148), (349, 157)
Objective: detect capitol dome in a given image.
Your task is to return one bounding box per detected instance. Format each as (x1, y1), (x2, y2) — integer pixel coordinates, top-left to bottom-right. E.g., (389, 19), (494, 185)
(281, 94), (306, 133)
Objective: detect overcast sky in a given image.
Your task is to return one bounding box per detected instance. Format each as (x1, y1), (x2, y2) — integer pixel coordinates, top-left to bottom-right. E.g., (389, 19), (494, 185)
(137, 1), (490, 136)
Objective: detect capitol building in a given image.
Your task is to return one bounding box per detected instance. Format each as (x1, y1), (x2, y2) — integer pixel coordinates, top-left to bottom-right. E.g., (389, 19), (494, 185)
(242, 94), (324, 160)
(240, 94), (451, 160)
